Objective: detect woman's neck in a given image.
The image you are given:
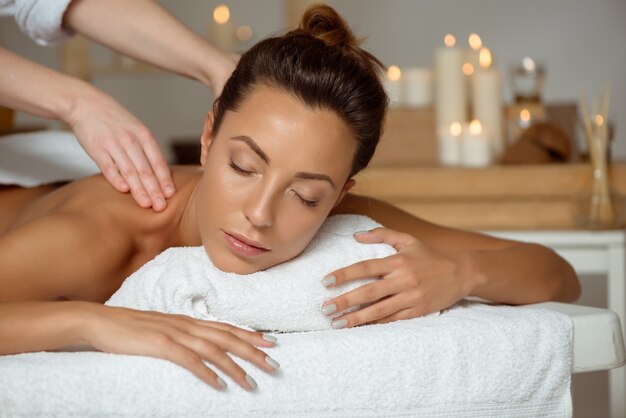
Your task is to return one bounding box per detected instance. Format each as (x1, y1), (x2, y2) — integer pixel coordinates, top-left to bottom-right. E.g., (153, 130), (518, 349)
(164, 167), (203, 248)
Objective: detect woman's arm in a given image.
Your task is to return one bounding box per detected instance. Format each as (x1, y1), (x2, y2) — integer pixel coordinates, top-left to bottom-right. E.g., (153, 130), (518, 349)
(62, 0), (237, 96)
(0, 214), (277, 390)
(324, 193), (581, 328)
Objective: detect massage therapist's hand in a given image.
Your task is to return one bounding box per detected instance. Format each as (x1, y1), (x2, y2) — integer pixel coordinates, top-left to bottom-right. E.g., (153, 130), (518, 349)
(83, 304), (279, 391)
(320, 227), (475, 328)
(66, 87), (175, 212)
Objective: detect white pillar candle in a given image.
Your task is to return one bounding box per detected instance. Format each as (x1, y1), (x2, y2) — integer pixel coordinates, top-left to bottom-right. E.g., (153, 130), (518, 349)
(461, 119), (492, 167)
(435, 34), (468, 128)
(472, 47), (504, 158)
(383, 65), (402, 107)
(438, 121), (463, 166)
(464, 33), (482, 108)
(402, 68), (433, 107)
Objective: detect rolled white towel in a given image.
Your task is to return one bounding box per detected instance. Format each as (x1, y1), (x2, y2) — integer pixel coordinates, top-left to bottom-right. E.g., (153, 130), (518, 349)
(107, 214), (437, 332)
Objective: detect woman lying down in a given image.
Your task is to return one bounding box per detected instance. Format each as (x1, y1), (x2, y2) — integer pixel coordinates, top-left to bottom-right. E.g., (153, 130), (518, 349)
(0, 5), (580, 393)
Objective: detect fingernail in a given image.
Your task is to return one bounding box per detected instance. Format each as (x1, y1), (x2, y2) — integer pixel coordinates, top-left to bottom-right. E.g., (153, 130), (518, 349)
(155, 197), (165, 207)
(217, 376), (227, 389)
(321, 275), (336, 287)
(262, 334), (277, 343)
(265, 356), (280, 370)
(245, 374), (257, 391)
(321, 303), (337, 316)
(332, 319), (348, 329)
(353, 230), (370, 236)
(165, 185), (175, 196)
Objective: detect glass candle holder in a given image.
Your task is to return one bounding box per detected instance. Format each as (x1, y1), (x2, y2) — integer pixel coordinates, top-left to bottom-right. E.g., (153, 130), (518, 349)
(510, 57), (545, 103)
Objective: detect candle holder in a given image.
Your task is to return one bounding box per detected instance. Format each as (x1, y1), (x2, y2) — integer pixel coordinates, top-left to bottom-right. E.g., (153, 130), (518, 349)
(573, 89), (625, 229)
(510, 57), (545, 103)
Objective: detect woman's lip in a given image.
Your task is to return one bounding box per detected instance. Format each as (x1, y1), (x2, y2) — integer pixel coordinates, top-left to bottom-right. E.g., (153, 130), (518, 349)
(227, 231), (269, 250)
(222, 231), (270, 257)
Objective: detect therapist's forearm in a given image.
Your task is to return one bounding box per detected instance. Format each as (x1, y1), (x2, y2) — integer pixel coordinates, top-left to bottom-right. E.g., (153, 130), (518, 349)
(0, 46), (93, 122)
(63, 0), (226, 88)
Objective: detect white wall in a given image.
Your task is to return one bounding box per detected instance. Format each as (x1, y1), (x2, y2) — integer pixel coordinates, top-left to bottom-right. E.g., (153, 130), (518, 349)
(1, 0), (625, 161)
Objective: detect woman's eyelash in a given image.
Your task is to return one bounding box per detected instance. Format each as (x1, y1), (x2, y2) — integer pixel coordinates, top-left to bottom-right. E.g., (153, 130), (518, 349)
(298, 195), (319, 207)
(230, 159), (318, 207)
(229, 160), (252, 175)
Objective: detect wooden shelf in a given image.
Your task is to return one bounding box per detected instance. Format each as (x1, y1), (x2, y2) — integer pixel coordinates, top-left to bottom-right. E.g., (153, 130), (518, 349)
(353, 164), (626, 230)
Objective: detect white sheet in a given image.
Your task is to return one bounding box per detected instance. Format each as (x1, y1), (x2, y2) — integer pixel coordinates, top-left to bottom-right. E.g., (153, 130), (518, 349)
(0, 301), (573, 418)
(0, 130), (99, 187)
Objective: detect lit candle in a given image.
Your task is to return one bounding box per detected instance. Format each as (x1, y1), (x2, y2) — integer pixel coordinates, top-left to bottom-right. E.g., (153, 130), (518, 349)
(461, 119), (492, 167)
(438, 121), (463, 166)
(402, 67), (433, 108)
(464, 33), (482, 106)
(435, 34), (467, 128)
(383, 65), (402, 107)
(208, 4), (237, 52)
(471, 47), (503, 158)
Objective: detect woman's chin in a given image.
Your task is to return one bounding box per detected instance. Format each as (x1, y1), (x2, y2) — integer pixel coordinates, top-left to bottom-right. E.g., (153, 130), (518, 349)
(203, 244), (268, 275)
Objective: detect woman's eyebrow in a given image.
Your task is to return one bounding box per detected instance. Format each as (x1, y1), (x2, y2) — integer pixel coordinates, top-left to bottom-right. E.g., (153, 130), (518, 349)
(230, 135), (270, 164)
(230, 135), (336, 189)
(294, 172), (336, 189)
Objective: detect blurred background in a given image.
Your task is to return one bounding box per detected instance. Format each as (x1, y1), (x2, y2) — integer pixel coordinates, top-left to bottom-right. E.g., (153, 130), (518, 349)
(1, 1), (625, 417)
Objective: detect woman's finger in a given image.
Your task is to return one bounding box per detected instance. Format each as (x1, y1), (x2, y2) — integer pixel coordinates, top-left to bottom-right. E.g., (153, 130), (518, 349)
(353, 227), (416, 251)
(321, 272), (405, 318)
(147, 333), (227, 391)
(370, 306), (432, 325)
(189, 319), (278, 348)
(323, 254), (397, 288)
(331, 293), (412, 328)
(185, 325), (279, 376)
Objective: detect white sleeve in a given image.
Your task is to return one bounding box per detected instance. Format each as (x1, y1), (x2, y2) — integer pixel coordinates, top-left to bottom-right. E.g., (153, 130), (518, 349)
(12, 0), (75, 46)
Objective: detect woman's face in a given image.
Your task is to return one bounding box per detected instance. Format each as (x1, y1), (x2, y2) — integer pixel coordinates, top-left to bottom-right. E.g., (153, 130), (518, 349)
(195, 84), (356, 274)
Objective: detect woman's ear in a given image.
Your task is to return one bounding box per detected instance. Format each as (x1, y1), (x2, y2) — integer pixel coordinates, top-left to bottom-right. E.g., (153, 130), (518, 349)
(200, 111), (215, 167)
(334, 179), (356, 208)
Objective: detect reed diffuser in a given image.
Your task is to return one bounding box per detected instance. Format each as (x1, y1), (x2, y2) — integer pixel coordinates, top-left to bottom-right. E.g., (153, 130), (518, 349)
(576, 88), (618, 229)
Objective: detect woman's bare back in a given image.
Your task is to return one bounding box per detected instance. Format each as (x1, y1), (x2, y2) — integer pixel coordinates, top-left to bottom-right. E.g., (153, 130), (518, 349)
(0, 167), (202, 303)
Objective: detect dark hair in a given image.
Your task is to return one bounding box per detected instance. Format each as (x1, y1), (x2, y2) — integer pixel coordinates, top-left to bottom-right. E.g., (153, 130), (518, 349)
(211, 4), (388, 178)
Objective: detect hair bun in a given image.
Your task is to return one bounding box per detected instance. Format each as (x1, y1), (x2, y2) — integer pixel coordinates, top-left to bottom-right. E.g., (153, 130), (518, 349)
(300, 4), (360, 50)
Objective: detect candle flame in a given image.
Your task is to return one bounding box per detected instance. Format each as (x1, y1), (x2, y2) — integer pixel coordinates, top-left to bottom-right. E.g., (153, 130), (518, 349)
(479, 47), (492, 69)
(450, 122), (463, 137)
(444, 34), (456, 48)
(469, 119), (482, 135)
(595, 114), (605, 126)
(462, 62), (474, 76)
(468, 33), (482, 51)
(213, 5), (230, 24)
(387, 65), (402, 81)
(236, 25), (252, 41)
(522, 57), (536, 72)
(520, 108), (531, 122)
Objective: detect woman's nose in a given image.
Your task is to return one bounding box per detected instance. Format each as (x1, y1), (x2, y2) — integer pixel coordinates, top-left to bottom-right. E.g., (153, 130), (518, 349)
(243, 186), (275, 228)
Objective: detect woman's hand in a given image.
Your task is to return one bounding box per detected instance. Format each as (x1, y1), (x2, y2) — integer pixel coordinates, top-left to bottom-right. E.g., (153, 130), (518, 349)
(83, 304), (279, 391)
(67, 87), (175, 212)
(320, 227), (477, 328)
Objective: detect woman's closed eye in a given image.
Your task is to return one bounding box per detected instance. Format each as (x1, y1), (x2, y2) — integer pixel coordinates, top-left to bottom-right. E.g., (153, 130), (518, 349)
(294, 192), (319, 207)
(229, 159), (254, 175)
(229, 159), (319, 208)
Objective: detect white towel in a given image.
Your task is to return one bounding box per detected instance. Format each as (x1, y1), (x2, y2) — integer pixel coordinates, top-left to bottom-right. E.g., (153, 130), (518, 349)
(106, 214), (414, 332)
(0, 301), (573, 417)
(0, 0), (74, 46)
(0, 131), (99, 187)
